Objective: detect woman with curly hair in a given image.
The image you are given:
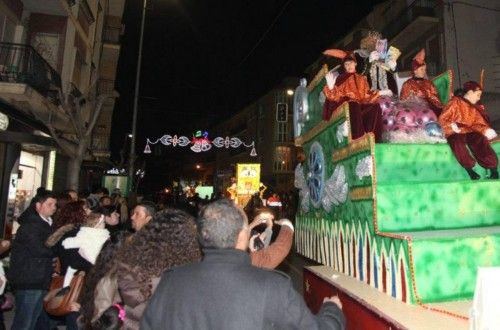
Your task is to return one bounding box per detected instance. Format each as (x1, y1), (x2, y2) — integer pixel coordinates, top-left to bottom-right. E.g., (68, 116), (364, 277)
(51, 200), (88, 232)
(79, 231), (130, 329)
(47, 201), (90, 273)
(115, 208), (201, 330)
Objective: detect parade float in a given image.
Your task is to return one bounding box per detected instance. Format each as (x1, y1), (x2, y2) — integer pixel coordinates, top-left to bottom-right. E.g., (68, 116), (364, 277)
(227, 163), (262, 207)
(292, 63), (500, 329)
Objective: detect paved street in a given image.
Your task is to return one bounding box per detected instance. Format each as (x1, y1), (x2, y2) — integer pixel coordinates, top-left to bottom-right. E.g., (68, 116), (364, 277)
(278, 248), (320, 295)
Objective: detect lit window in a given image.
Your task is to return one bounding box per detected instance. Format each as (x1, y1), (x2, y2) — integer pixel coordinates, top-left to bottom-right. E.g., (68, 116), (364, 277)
(274, 146), (291, 172)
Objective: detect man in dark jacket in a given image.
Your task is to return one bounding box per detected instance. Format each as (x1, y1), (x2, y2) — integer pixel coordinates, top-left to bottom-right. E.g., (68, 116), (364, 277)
(8, 190), (57, 330)
(141, 199), (345, 330)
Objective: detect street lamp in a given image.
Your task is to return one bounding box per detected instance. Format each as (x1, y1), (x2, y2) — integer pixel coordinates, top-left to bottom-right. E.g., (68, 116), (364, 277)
(286, 89), (294, 96)
(128, 0), (148, 192)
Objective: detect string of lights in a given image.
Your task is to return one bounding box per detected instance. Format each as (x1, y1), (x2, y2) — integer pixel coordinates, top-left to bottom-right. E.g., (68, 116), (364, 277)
(144, 131), (257, 156)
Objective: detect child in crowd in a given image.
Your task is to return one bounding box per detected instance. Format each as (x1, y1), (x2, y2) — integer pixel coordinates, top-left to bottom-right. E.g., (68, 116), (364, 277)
(62, 212), (110, 286)
(91, 304), (125, 330)
(62, 212), (110, 264)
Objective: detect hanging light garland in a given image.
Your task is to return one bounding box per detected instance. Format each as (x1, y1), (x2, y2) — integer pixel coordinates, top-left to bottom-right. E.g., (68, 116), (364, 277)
(144, 130), (257, 156)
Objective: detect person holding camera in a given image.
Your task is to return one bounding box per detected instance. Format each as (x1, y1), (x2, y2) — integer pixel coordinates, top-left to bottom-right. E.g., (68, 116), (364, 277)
(141, 199), (345, 330)
(248, 209), (294, 269)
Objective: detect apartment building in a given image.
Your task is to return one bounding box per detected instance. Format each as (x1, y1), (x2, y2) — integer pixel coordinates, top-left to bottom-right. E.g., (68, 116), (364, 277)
(0, 0), (124, 236)
(306, 0), (500, 128)
(212, 78), (298, 195)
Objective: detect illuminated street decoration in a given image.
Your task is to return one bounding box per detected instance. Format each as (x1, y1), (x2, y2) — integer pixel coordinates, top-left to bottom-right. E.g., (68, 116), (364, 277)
(144, 130), (257, 156)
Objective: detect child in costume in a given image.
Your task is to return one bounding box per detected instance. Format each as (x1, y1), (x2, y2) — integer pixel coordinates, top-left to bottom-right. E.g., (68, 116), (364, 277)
(400, 49), (443, 116)
(438, 81), (498, 179)
(322, 49), (392, 142)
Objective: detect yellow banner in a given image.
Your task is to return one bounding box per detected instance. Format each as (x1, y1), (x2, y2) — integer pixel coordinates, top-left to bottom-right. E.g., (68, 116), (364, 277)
(236, 163), (261, 195)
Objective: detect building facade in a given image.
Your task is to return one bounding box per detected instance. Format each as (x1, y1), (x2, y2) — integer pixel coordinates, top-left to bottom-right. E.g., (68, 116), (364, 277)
(0, 0), (124, 237)
(306, 0), (500, 129)
(213, 78), (298, 196)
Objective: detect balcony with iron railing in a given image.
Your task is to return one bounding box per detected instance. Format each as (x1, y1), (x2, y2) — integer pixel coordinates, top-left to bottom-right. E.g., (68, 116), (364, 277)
(0, 42), (62, 98)
(382, 0), (440, 51)
(0, 42), (68, 130)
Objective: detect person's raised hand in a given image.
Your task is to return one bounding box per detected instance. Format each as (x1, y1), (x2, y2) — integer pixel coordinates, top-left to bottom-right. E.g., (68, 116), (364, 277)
(249, 212), (274, 230)
(248, 234), (259, 252)
(69, 302), (81, 312)
(369, 50), (380, 63)
(451, 123), (461, 134)
(484, 128), (497, 140)
(325, 72), (336, 90)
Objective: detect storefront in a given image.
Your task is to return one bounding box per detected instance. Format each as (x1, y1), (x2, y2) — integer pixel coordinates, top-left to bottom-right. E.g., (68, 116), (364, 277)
(0, 102), (57, 238)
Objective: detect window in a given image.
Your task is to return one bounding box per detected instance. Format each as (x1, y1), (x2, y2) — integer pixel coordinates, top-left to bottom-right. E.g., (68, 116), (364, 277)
(426, 34), (442, 76)
(77, 0), (95, 36)
(274, 89), (292, 142)
(4, 18), (15, 42)
(276, 103), (288, 122)
(0, 14), (16, 43)
(276, 122), (288, 142)
(273, 146), (291, 172)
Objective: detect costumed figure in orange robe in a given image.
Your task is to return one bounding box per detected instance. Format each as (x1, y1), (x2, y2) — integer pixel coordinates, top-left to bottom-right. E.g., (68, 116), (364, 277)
(400, 49), (443, 117)
(438, 81), (498, 179)
(380, 48), (441, 142)
(322, 49), (393, 142)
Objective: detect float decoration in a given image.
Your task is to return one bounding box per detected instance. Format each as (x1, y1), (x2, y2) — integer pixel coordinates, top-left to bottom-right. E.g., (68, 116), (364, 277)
(322, 164), (348, 212)
(294, 163), (310, 212)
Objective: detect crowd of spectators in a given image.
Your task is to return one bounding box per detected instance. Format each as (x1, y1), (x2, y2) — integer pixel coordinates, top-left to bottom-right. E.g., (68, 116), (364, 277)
(0, 186), (344, 330)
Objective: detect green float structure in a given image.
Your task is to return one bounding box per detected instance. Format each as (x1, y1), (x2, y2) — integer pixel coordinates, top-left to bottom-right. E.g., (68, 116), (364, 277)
(295, 66), (500, 314)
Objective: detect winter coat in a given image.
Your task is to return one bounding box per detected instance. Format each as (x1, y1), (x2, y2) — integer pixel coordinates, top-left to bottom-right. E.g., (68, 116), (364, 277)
(8, 212), (53, 290)
(46, 224), (93, 275)
(62, 227), (109, 264)
(92, 272), (121, 323)
(141, 249), (345, 330)
(117, 262), (161, 330)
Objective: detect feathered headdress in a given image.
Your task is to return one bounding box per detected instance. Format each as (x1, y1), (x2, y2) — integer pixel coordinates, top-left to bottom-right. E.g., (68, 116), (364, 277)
(323, 49), (357, 63)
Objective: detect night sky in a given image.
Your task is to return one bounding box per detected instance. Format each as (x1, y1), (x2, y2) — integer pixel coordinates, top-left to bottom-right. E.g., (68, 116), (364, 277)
(110, 0), (385, 174)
